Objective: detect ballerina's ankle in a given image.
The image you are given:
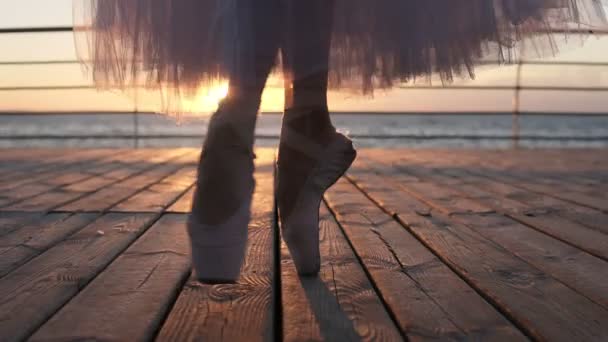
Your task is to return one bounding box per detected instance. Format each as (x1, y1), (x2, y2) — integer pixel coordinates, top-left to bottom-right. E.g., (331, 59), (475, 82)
(282, 107), (336, 146)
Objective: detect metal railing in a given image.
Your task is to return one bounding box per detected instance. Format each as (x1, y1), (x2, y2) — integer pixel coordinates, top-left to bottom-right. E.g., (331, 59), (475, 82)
(2, 26), (608, 148)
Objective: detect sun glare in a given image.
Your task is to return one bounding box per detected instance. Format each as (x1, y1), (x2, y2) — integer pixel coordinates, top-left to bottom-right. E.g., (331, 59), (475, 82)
(178, 83), (229, 114)
(178, 81), (286, 115)
(197, 82), (229, 112)
(203, 83), (230, 105)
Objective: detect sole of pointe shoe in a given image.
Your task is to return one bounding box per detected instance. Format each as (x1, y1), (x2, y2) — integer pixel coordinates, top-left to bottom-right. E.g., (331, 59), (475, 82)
(187, 197), (252, 283)
(281, 133), (357, 276)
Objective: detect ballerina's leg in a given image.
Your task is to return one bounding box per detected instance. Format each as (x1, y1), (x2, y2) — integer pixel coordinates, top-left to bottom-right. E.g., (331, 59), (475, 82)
(278, 0), (356, 276)
(192, 0), (282, 225)
(278, 0), (338, 220)
(188, 0), (282, 283)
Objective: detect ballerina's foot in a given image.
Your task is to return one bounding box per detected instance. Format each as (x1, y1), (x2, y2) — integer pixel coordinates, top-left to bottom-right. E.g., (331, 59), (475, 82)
(188, 111), (256, 283)
(278, 129), (357, 276)
(188, 192), (253, 283)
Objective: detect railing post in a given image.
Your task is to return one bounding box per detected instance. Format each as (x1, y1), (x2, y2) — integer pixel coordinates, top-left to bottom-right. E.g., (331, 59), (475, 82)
(133, 102), (139, 149)
(512, 59), (523, 149)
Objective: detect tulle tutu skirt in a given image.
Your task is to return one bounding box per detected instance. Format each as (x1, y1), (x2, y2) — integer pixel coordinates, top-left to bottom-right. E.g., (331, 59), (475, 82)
(73, 0), (606, 111)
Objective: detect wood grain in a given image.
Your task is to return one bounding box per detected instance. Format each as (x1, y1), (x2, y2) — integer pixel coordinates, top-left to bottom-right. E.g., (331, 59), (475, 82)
(58, 151), (193, 212)
(167, 186), (196, 213)
(0, 213), (98, 278)
(112, 166), (196, 212)
(374, 153), (608, 259)
(359, 155), (608, 309)
(30, 214), (191, 341)
(0, 149), (140, 210)
(0, 150), (126, 208)
(282, 204), (402, 342)
(0, 212), (46, 237)
(325, 179), (526, 341)
(0, 213), (157, 341)
(0, 147), (607, 340)
(157, 153), (276, 342)
(347, 159), (608, 341)
(362, 153), (608, 261)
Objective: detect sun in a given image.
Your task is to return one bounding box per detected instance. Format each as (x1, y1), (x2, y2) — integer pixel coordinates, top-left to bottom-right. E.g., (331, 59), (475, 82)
(178, 83), (229, 114)
(202, 83), (229, 106)
(180, 80), (285, 115)
(197, 82), (229, 113)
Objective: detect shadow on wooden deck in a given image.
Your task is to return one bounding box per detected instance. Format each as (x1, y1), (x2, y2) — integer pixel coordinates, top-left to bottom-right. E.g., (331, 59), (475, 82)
(0, 148), (607, 341)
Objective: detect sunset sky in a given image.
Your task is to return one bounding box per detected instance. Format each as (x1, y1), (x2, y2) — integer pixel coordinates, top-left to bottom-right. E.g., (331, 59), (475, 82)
(1, 0), (607, 114)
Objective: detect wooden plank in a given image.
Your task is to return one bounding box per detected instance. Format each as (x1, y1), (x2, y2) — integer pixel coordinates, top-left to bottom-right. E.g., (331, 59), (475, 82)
(1, 149), (185, 212)
(408, 180), (608, 262)
(167, 187), (195, 213)
(0, 213), (98, 278)
(59, 150), (163, 192)
(0, 149), (55, 165)
(56, 151), (193, 212)
(0, 149), (195, 211)
(0, 183), (55, 208)
(112, 166), (196, 212)
(4, 188), (93, 212)
(0, 213), (157, 341)
(281, 204), (402, 341)
(405, 148), (608, 215)
(2, 149), (164, 199)
(440, 175), (608, 236)
(454, 213), (608, 309)
(30, 214), (191, 341)
(346, 160), (608, 341)
(0, 150), (91, 183)
(363, 153), (608, 261)
(0, 150), (144, 210)
(367, 146), (608, 228)
(456, 167), (608, 230)
(426, 150), (608, 212)
(0, 150), (98, 206)
(34, 150), (130, 185)
(514, 173), (608, 201)
(360, 155), (608, 309)
(510, 213), (608, 261)
(0, 212), (46, 237)
(324, 179), (526, 341)
(38, 150), (147, 188)
(443, 172), (608, 261)
(0, 149), (118, 190)
(157, 151), (276, 342)
(490, 171), (608, 213)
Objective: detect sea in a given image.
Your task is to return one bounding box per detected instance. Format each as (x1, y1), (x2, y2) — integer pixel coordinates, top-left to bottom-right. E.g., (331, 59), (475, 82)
(1, 113), (608, 149)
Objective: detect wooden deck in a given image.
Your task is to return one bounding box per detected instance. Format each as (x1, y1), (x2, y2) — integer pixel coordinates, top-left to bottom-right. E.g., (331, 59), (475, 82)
(0, 148), (607, 341)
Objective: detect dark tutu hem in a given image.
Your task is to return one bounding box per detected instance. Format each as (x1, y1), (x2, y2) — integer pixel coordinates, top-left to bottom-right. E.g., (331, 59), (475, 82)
(73, 0), (606, 111)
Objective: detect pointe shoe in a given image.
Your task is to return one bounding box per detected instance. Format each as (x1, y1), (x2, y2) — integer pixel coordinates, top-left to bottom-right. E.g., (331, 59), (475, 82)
(278, 129), (357, 276)
(187, 107), (256, 283)
(187, 192), (253, 283)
